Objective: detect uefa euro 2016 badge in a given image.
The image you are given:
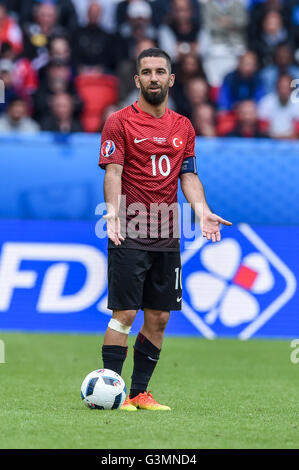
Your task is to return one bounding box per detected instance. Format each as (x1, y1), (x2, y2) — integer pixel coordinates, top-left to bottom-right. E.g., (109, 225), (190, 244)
(180, 224), (296, 339)
(101, 140), (116, 158)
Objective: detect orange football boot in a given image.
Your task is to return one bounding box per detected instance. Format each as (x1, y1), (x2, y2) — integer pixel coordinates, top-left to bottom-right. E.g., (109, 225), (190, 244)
(120, 398), (137, 411)
(129, 391), (171, 410)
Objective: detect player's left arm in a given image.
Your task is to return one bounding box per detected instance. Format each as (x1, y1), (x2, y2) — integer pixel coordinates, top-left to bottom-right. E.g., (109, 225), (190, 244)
(180, 120), (232, 242)
(180, 171), (232, 243)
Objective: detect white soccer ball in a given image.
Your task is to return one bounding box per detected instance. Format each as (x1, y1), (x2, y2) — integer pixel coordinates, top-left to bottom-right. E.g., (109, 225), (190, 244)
(80, 368), (126, 410)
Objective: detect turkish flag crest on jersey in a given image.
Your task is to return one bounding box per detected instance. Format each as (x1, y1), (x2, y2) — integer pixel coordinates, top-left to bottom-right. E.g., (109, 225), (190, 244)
(171, 135), (184, 149)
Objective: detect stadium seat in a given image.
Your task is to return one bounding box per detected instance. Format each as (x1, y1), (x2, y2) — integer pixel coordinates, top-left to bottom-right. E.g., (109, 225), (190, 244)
(216, 110), (237, 136)
(75, 73), (118, 133)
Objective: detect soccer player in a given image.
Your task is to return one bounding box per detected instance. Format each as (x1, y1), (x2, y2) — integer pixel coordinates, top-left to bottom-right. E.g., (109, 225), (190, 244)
(99, 48), (232, 411)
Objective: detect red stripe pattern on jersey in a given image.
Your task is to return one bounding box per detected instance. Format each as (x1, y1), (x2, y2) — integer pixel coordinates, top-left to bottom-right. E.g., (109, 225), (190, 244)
(99, 101), (196, 251)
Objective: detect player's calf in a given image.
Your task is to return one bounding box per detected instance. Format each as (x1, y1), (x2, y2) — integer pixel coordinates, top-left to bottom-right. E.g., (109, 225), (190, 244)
(102, 311), (137, 375)
(142, 309), (170, 349)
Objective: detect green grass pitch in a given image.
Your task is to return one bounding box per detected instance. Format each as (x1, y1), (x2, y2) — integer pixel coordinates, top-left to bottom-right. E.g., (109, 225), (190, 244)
(0, 332), (298, 449)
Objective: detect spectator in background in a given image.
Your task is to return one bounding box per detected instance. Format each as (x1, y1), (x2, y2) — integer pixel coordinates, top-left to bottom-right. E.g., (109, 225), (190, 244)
(191, 103), (217, 137)
(72, 0), (117, 34)
(116, 0), (200, 30)
(182, 76), (211, 119)
(19, 0), (78, 33)
(116, 0), (149, 28)
(201, 0), (248, 87)
(22, 2), (65, 70)
(225, 100), (268, 137)
(2, 0), (20, 17)
(115, 0), (156, 64)
(0, 41), (38, 101)
(173, 51), (206, 83)
(0, 1), (23, 54)
(260, 43), (299, 94)
(218, 51), (265, 111)
(48, 35), (71, 62)
(37, 34), (73, 83)
(157, 0), (201, 63)
(33, 59), (81, 123)
(117, 37), (156, 103)
(248, 0), (288, 47)
(171, 52), (206, 114)
(74, 2), (114, 72)
(41, 91), (82, 132)
(38, 58), (73, 92)
(286, 0), (299, 60)
(252, 10), (288, 66)
(257, 73), (299, 139)
(0, 96), (40, 132)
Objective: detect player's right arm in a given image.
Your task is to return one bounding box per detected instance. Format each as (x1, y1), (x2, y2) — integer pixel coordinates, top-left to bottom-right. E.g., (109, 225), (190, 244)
(103, 163), (124, 246)
(99, 114), (126, 246)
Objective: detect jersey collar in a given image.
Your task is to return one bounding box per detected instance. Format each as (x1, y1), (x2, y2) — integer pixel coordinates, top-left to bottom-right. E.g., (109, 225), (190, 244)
(133, 101), (169, 120)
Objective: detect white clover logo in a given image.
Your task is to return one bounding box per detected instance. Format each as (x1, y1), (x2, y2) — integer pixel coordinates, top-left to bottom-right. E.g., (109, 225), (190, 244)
(186, 238), (274, 328)
(182, 224), (296, 339)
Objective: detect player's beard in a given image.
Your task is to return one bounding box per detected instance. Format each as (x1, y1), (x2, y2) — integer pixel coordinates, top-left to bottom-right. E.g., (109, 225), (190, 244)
(140, 81), (169, 105)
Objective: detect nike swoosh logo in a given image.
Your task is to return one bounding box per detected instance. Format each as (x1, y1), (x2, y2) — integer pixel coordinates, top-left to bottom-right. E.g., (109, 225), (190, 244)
(134, 138), (148, 143)
(177, 296), (182, 302)
(147, 356), (158, 362)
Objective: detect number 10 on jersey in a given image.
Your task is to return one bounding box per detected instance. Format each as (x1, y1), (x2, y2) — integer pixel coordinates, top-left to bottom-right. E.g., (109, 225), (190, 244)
(150, 154), (171, 177)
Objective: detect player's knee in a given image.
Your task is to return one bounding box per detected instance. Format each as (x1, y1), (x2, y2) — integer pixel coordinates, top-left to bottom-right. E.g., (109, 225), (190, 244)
(155, 311), (170, 332)
(113, 310), (137, 326)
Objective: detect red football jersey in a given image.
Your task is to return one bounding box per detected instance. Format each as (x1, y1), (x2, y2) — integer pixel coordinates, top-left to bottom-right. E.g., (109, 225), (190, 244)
(99, 101), (196, 251)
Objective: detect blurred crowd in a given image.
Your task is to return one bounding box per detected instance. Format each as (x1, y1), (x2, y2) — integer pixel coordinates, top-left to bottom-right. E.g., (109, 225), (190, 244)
(0, 0), (299, 139)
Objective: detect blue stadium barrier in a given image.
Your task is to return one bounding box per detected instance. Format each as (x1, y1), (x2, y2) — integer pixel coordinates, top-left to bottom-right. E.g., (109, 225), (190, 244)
(1, 133), (299, 224)
(0, 219), (297, 339)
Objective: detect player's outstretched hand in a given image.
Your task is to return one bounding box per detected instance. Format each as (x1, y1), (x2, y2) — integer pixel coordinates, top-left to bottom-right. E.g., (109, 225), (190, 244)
(201, 212), (232, 243)
(103, 213), (125, 246)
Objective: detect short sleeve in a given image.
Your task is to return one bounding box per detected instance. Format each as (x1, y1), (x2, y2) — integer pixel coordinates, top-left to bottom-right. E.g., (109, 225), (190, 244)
(99, 113), (126, 169)
(184, 119), (196, 159)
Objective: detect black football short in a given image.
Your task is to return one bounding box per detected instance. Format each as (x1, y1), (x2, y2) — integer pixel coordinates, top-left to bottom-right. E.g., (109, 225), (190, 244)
(107, 248), (182, 311)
